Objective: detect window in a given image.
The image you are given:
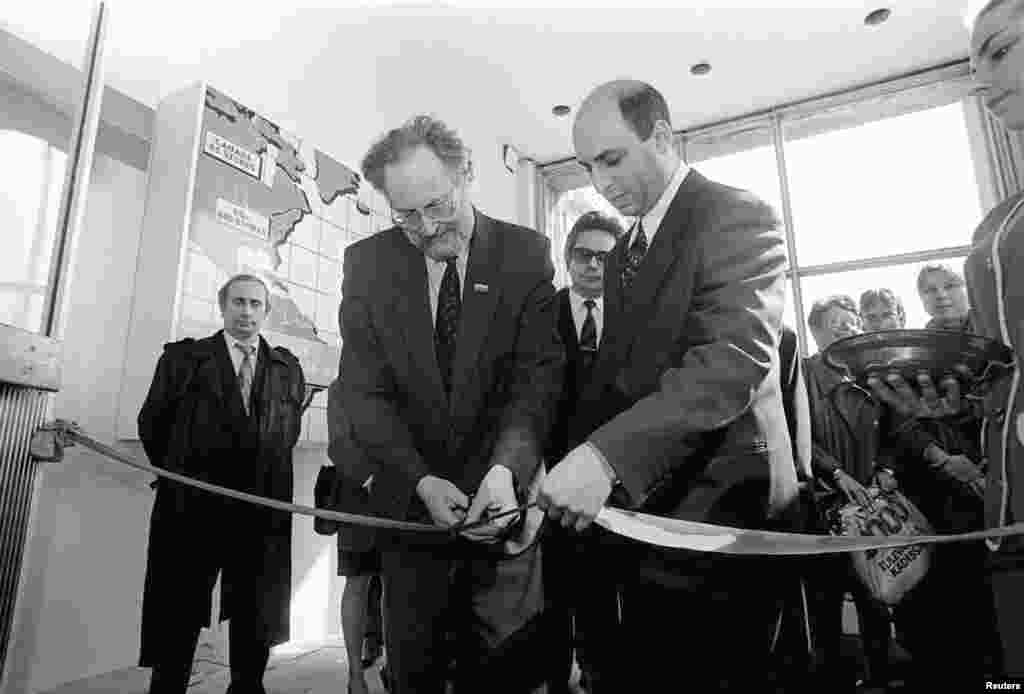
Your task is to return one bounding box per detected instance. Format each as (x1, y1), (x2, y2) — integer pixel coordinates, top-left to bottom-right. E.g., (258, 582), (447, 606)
(784, 103), (981, 268)
(0, 130), (67, 333)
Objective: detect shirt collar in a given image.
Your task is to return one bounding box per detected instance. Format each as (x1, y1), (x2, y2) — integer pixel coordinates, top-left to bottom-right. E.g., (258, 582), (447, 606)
(631, 161), (690, 247)
(569, 288), (602, 314)
(224, 330), (260, 354)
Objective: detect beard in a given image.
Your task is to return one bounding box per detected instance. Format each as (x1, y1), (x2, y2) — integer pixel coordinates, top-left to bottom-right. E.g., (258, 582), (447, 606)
(405, 221), (469, 261)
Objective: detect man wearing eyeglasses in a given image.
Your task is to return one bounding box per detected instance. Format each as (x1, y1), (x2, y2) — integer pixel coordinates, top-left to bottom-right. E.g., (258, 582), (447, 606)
(336, 115), (563, 694)
(543, 210), (622, 694)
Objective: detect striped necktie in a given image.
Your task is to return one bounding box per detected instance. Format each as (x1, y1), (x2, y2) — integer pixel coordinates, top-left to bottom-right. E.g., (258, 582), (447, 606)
(435, 257), (461, 395)
(235, 343), (255, 414)
(579, 298), (598, 371)
(621, 218), (648, 293)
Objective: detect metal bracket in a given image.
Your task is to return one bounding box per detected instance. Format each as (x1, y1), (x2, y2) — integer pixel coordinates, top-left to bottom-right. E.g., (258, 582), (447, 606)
(30, 419), (81, 463)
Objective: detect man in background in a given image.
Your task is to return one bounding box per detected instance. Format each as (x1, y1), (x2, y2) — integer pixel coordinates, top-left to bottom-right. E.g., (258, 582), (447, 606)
(544, 211), (623, 694)
(138, 274), (305, 694)
(859, 287), (906, 332)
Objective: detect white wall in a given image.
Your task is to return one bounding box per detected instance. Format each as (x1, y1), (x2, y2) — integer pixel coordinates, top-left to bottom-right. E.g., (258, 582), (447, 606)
(1, 34), (523, 694)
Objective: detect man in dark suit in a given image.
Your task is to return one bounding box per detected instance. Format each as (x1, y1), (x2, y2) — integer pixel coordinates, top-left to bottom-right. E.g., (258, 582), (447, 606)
(538, 80), (797, 691)
(137, 274), (305, 694)
(337, 115), (564, 694)
(544, 211), (622, 694)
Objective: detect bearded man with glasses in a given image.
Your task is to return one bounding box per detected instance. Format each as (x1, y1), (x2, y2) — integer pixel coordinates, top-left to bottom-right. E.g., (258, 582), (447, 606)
(335, 115), (564, 694)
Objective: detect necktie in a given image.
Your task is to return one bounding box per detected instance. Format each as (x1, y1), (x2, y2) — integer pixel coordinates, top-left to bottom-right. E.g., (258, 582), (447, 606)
(435, 257), (461, 395)
(579, 299), (598, 371)
(621, 218), (648, 293)
(235, 343), (255, 414)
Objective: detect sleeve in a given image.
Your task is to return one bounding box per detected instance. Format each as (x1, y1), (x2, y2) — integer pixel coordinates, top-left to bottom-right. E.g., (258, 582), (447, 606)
(337, 243), (430, 520)
(487, 236), (566, 492)
(137, 350), (180, 470)
(326, 377), (376, 485)
(588, 202), (787, 503)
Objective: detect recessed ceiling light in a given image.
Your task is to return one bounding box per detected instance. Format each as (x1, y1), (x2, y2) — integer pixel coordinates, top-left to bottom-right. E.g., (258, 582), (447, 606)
(864, 8), (891, 26)
(552, 104), (571, 117)
(690, 62), (711, 76)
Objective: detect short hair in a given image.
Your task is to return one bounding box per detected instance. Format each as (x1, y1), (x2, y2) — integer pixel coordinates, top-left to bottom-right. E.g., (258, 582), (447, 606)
(616, 82), (672, 141)
(807, 294), (859, 330)
(966, 0), (1020, 27)
(218, 274), (270, 310)
(360, 115), (472, 193)
(917, 263), (964, 293)
(563, 211), (625, 266)
(859, 288), (905, 321)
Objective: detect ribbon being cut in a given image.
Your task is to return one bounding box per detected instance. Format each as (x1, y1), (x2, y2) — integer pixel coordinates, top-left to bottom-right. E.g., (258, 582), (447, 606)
(31, 419), (1024, 556)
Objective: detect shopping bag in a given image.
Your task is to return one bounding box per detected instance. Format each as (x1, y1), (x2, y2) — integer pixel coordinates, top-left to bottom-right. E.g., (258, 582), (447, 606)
(828, 487), (933, 605)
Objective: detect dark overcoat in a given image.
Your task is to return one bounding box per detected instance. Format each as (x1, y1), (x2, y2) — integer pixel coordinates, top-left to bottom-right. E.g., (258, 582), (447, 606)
(137, 331), (304, 664)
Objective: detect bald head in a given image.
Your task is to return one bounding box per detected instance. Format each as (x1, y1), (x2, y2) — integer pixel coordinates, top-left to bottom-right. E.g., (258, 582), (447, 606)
(572, 80), (679, 218)
(575, 80), (673, 143)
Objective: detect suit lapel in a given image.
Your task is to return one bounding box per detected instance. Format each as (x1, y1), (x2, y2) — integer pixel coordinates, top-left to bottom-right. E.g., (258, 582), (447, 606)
(394, 238), (447, 410)
(557, 289), (578, 354)
(581, 170), (704, 402)
(213, 331), (249, 428)
(581, 235), (628, 400)
(450, 210), (501, 415)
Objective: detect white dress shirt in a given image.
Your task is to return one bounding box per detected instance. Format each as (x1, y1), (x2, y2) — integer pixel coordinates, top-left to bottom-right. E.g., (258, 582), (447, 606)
(629, 161), (691, 248)
(569, 289), (604, 347)
(223, 330), (260, 376)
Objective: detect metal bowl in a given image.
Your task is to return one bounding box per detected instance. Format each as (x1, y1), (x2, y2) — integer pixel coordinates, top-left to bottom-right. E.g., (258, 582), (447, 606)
(821, 329), (1013, 390)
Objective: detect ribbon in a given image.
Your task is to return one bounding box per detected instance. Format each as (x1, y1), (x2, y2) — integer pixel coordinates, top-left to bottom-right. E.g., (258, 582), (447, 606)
(33, 420), (1024, 555)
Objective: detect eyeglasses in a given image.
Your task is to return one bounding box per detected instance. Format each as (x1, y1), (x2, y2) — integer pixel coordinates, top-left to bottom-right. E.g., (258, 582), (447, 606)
(391, 187), (460, 229)
(571, 248), (611, 265)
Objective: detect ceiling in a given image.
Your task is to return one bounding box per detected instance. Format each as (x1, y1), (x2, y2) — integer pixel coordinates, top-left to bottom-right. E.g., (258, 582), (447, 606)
(2, 1), (974, 166)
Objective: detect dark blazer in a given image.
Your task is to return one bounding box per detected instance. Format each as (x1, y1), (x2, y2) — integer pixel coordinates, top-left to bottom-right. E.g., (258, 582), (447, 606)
(545, 287), (594, 464)
(137, 331), (304, 663)
(336, 209), (565, 525)
(567, 169), (798, 533)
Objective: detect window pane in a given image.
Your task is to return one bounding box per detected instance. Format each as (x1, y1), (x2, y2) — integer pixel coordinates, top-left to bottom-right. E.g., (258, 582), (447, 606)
(0, 130), (67, 333)
(687, 123), (783, 223)
(796, 256), (968, 355)
(784, 103), (981, 268)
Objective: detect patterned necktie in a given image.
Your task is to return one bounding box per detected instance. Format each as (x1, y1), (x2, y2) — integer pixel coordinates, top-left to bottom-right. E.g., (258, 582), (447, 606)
(579, 299), (598, 371)
(621, 218), (648, 294)
(435, 257), (461, 395)
(235, 343), (255, 414)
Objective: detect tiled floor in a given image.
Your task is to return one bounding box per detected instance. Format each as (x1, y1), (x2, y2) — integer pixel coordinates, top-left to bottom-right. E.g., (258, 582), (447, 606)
(43, 639), (389, 694)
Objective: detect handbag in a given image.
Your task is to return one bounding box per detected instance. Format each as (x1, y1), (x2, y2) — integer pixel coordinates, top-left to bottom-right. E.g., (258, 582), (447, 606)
(828, 486), (934, 605)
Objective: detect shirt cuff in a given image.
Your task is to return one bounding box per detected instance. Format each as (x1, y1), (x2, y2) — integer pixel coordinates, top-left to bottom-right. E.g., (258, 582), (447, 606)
(584, 441), (619, 485)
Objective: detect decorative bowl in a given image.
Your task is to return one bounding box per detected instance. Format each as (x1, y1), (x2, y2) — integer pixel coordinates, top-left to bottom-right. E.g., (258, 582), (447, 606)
(821, 329), (1013, 390)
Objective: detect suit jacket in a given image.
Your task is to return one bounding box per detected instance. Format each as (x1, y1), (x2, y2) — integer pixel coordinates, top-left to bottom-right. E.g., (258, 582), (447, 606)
(336, 209), (565, 526)
(136, 331), (305, 661)
(545, 287), (597, 463)
(567, 169), (798, 531)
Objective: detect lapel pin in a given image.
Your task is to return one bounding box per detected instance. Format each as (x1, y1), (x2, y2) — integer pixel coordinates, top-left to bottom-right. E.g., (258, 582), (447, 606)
(474, 283), (489, 293)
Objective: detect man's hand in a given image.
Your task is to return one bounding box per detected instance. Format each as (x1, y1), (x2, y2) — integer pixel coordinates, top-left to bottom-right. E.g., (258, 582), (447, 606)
(415, 475), (470, 528)
(937, 453), (987, 499)
(867, 366), (971, 419)
(833, 468), (871, 507)
(538, 443), (615, 532)
(874, 469), (899, 493)
(460, 465), (520, 543)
